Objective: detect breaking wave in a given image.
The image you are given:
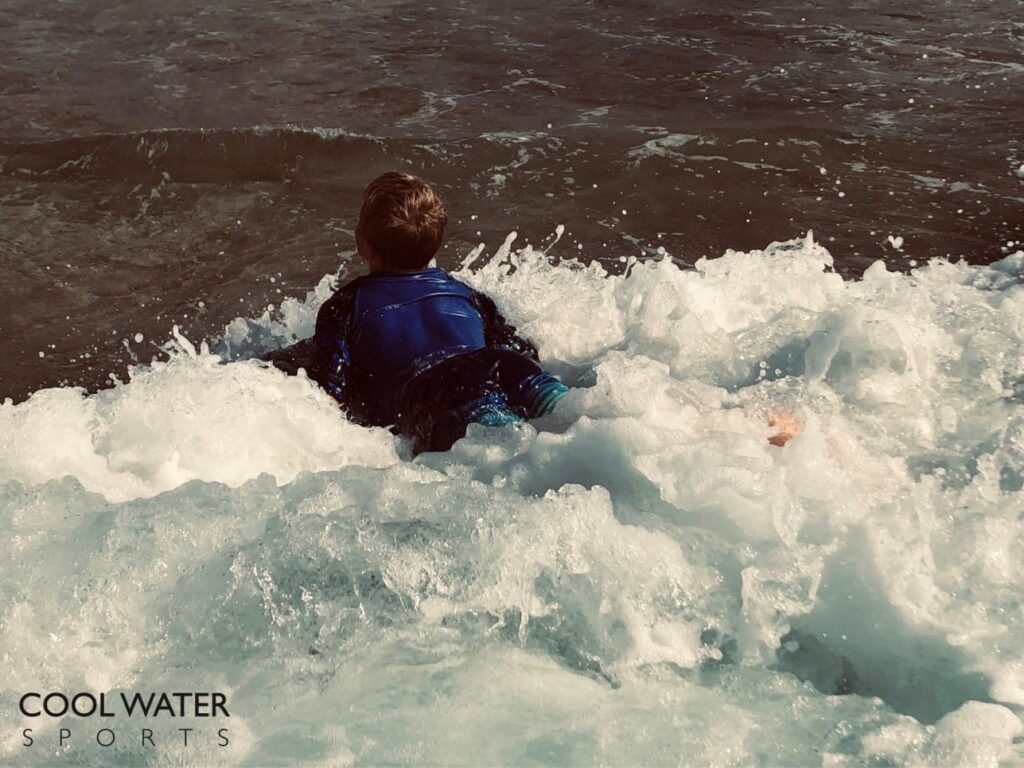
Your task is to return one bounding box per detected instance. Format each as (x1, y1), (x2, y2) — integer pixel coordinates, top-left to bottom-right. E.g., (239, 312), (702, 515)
(1, 235), (1023, 766)
(0, 127), (386, 184)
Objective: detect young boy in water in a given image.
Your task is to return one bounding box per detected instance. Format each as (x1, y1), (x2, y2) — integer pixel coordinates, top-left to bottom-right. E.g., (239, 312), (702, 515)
(307, 172), (568, 454)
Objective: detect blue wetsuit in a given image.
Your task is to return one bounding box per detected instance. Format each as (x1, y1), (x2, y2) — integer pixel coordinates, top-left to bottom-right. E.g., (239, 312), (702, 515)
(307, 268), (568, 453)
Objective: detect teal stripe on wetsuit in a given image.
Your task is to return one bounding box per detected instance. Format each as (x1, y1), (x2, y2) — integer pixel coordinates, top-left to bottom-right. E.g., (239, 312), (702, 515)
(520, 371), (569, 417)
(439, 366), (568, 437)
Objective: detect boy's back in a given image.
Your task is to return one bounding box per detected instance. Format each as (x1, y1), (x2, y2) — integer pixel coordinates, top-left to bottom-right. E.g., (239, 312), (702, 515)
(305, 173), (567, 453)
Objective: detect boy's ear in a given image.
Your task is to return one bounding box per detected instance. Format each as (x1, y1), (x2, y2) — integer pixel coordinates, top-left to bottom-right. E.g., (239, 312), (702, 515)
(355, 222), (371, 259)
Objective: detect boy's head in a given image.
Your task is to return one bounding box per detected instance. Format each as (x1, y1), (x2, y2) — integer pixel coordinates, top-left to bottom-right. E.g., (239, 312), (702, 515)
(356, 172), (447, 271)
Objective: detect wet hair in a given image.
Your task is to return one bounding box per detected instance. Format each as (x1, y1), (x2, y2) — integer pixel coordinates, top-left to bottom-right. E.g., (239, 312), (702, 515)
(358, 172), (448, 270)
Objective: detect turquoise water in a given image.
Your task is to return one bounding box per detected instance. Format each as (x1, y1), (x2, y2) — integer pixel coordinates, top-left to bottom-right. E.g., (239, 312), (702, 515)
(1, 236), (1023, 765)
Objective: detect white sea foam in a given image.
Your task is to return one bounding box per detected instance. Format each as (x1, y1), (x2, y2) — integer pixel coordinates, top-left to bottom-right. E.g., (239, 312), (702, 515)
(1, 237), (1022, 766)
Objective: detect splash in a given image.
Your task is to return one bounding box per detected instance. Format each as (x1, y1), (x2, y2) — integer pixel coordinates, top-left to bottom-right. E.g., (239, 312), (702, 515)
(1, 236), (1022, 766)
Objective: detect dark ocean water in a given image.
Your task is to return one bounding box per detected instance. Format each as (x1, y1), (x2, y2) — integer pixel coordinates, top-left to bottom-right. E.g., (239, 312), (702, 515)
(1, 0), (1022, 400)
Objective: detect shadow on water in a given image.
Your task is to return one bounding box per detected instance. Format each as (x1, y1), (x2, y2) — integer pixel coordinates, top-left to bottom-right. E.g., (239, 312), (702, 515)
(771, 530), (993, 724)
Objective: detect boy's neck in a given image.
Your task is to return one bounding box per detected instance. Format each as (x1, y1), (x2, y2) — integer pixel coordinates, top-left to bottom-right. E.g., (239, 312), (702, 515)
(368, 265), (436, 275)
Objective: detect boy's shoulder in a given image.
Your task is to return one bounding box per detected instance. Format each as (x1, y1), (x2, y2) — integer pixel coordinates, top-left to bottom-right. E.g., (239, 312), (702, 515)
(318, 268), (479, 323)
(337, 267), (478, 297)
(315, 276), (362, 328)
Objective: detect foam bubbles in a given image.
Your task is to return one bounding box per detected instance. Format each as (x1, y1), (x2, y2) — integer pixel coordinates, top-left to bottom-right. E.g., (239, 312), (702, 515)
(1, 236), (1022, 766)
(0, 338), (397, 502)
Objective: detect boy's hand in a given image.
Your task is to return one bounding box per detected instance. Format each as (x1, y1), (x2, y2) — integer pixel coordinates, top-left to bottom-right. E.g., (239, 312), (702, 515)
(767, 410), (800, 447)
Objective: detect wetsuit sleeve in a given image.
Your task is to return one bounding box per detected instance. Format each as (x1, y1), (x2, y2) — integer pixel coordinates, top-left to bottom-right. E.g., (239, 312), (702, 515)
(471, 290), (540, 362)
(308, 290), (356, 408)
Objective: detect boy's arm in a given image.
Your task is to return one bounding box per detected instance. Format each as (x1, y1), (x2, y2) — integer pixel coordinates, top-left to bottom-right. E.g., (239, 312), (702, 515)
(471, 290), (540, 362)
(308, 292), (356, 408)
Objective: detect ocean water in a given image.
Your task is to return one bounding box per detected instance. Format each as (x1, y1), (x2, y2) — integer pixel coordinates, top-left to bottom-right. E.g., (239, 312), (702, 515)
(2, 235), (1023, 765)
(4, 0), (1023, 400)
(3, 1), (1024, 763)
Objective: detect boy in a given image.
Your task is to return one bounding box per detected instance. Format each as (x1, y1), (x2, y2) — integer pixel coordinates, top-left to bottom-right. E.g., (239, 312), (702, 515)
(306, 172), (568, 454)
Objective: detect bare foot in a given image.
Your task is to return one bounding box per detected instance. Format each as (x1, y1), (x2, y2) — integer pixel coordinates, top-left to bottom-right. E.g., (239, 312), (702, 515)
(768, 410), (800, 447)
